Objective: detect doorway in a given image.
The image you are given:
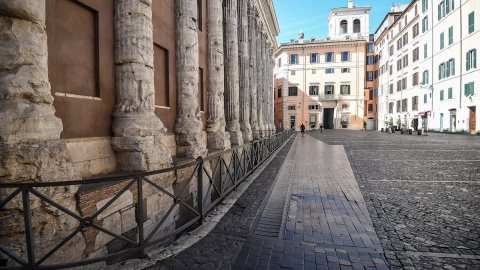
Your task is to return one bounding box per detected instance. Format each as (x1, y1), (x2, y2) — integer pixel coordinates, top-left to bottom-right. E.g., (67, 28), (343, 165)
(290, 115), (296, 130)
(450, 110), (456, 133)
(440, 113), (444, 132)
(469, 106), (476, 135)
(323, 108), (334, 129)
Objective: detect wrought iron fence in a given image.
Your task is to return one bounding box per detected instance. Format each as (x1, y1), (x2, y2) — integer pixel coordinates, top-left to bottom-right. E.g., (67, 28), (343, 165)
(0, 130), (293, 269)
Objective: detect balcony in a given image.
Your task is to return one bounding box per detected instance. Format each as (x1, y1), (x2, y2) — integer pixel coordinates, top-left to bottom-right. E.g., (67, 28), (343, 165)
(318, 94), (341, 100)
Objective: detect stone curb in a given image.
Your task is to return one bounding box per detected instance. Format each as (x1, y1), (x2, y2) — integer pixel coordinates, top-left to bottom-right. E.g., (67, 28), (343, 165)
(103, 137), (294, 270)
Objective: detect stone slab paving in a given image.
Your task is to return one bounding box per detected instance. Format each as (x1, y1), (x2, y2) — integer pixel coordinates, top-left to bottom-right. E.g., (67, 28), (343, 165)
(308, 130), (480, 270)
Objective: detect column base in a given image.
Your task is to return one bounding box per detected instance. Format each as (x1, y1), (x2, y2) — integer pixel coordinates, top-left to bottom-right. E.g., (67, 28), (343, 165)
(227, 130), (244, 146)
(207, 131), (231, 150)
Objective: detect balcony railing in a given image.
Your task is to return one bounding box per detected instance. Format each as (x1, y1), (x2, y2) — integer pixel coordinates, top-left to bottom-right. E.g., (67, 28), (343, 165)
(0, 130), (294, 269)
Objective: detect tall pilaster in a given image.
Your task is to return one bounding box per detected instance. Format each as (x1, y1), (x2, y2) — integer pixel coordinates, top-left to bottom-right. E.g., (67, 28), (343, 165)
(238, 0), (252, 142)
(206, 0), (231, 150)
(256, 20), (265, 138)
(224, 0), (244, 145)
(112, 0), (171, 170)
(174, 0), (207, 157)
(261, 30), (268, 137)
(268, 45), (275, 134)
(248, 2), (260, 140)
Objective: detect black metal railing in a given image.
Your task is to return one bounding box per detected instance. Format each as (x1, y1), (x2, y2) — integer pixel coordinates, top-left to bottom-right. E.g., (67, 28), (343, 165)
(0, 130), (293, 269)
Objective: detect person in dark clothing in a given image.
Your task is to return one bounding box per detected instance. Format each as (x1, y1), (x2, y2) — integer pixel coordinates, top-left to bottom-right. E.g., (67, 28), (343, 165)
(300, 123), (305, 135)
(320, 124), (323, 133)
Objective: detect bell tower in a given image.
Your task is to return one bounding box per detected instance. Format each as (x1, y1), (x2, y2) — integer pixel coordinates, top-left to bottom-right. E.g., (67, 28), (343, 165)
(327, 0), (371, 40)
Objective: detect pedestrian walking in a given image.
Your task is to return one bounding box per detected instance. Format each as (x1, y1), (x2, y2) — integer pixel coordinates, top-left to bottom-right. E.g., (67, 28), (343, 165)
(300, 123), (305, 136)
(320, 124), (323, 133)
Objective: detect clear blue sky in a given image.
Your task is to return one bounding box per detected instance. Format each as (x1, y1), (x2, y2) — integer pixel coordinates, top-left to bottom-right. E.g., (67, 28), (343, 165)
(272, 0), (411, 44)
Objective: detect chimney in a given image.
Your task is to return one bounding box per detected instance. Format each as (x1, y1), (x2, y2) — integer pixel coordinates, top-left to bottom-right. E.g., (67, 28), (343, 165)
(348, 0), (353, 8)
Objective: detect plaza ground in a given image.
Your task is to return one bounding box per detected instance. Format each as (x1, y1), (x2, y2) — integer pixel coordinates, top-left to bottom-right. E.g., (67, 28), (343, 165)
(147, 130), (480, 270)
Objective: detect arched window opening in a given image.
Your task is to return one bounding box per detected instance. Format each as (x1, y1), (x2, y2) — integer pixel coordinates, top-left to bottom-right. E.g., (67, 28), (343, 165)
(353, 19), (361, 33)
(340, 20), (348, 34)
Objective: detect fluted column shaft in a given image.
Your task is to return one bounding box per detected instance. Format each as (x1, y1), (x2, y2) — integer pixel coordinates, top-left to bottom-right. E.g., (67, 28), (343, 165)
(112, 0), (171, 170)
(206, 0), (231, 150)
(238, 0), (252, 142)
(248, 4), (260, 140)
(224, 0), (243, 145)
(261, 31), (268, 137)
(174, 0), (207, 157)
(256, 21), (264, 138)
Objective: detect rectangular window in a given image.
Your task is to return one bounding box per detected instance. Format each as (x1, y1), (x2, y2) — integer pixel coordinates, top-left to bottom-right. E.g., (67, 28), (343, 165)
(422, 0), (428, 13)
(341, 68), (350, 73)
(308, 105), (319, 110)
(403, 33), (408, 46)
(368, 104), (373, 112)
(340, 85), (351, 95)
(397, 59), (402, 71)
(438, 1), (445, 21)
(367, 55), (374, 65)
(341, 103), (349, 110)
(288, 86), (298, 96)
(396, 100), (401, 113)
(397, 80), (402, 92)
(278, 58), (282, 67)
(440, 32), (444, 50)
(448, 26), (453, 45)
(402, 99), (408, 112)
(423, 70), (429, 84)
(367, 71), (373, 81)
(465, 82), (475, 96)
(413, 23), (419, 38)
(290, 54), (298, 64)
(390, 64), (393, 75)
(402, 77), (407, 90)
(312, 69), (316, 74)
(326, 68), (334, 74)
(309, 85), (319, 95)
(368, 44), (374, 53)
(422, 16), (428, 33)
(389, 102), (394, 114)
(439, 63), (445, 79)
(424, 43), (428, 59)
(467, 48), (477, 71)
(448, 87), (453, 99)
(403, 55), (408, 67)
(424, 94), (427, 103)
(413, 47), (419, 62)
(440, 90), (444, 101)
(447, 58), (455, 76)
(291, 70), (296, 75)
(390, 84), (394, 94)
(469, 12), (475, 34)
(369, 88), (374, 100)
(277, 88), (282, 98)
(326, 52), (334, 62)
(412, 96), (419, 111)
(324, 85), (334, 95)
(397, 39), (402, 51)
(413, 72), (419, 86)
(389, 45), (394, 56)
(310, 53), (318, 63)
(341, 51), (350, 62)
(288, 105), (296, 110)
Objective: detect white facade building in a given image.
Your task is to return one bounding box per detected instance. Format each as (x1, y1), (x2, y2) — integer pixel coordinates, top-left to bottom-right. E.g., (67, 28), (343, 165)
(376, 0), (479, 134)
(327, 0), (371, 41)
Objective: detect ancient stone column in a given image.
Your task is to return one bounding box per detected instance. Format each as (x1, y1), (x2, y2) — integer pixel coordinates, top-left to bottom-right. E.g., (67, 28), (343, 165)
(224, 0), (244, 145)
(268, 45), (275, 134)
(206, 0), (231, 150)
(0, 0), (84, 264)
(248, 3), (260, 140)
(238, 0), (253, 142)
(174, 0), (207, 157)
(260, 30), (268, 137)
(256, 20), (265, 138)
(112, 0), (171, 170)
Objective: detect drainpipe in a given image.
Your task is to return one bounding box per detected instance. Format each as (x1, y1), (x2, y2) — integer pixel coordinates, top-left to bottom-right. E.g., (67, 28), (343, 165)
(356, 43), (359, 122)
(459, 1), (463, 110)
(303, 46), (306, 129)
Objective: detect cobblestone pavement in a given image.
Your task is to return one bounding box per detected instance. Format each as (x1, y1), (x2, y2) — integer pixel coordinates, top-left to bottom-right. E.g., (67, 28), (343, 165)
(308, 130), (480, 270)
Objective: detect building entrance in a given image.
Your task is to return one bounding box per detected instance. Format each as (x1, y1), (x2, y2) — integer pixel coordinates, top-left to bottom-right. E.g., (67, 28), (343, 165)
(469, 107), (476, 135)
(323, 108), (335, 129)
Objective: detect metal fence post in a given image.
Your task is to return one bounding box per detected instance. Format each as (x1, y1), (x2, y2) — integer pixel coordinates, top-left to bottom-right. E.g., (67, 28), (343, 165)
(136, 177), (145, 258)
(197, 156), (204, 225)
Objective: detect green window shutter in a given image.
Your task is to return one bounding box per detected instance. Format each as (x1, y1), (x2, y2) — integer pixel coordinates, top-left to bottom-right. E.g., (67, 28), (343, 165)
(424, 44), (427, 59)
(449, 26), (453, 45)
(422, 71), (425, 84)
(465, 83), (469, 96)
(440, 32), (444, 49)
(347, 85), (351, 94)
(474, 49), (477, 68)
(451, 58), (455, 75)
(424, 94), (427, 103)
(438, 4), (442, 21)
(446, 0), (450, 14)
(467, 51), (471, 71)
(451, 0), (454, 10)
(324, 85), (327, 94)
(332, 85), (335, 95)
(446, 61), (450, 77)
(422, 0), (425, 12)
(469, 12), (475, 34)
(448, 87), (453, 99)
(440, 90), (444, 101)
(471, 82), (475, 95)
(439, 65), (442, 80)
(422, 19), (425, 32)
